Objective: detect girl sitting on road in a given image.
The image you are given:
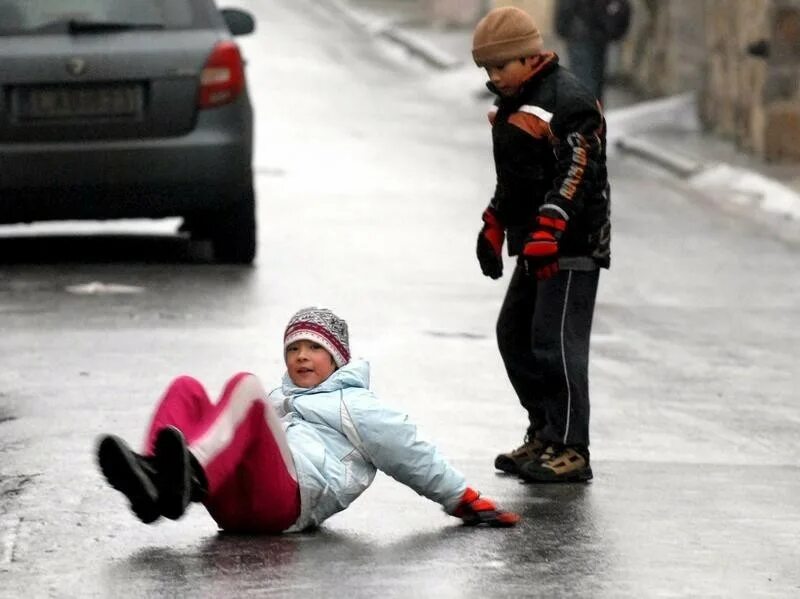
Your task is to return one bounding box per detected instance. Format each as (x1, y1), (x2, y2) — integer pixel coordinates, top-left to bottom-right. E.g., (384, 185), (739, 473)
(96, 306), (520, 533)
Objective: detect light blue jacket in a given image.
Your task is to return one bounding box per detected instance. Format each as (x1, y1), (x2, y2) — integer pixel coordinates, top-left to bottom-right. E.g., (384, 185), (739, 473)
(268, 359), (467, 531)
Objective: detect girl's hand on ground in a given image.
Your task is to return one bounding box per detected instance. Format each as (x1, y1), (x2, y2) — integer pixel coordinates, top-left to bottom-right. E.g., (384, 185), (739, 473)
(452, 487), (520, 527)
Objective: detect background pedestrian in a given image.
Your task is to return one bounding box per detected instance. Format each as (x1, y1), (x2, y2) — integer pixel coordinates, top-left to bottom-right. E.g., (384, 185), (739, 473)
(554, 0), (632, 102)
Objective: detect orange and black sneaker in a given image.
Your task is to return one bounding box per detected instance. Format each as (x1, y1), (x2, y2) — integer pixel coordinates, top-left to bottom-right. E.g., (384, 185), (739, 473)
(494, 435), (545, 475)
(519, 444), (593, 483)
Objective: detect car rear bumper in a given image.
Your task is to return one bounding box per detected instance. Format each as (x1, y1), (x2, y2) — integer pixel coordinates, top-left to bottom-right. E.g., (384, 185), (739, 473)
(0, 97), (253, 223)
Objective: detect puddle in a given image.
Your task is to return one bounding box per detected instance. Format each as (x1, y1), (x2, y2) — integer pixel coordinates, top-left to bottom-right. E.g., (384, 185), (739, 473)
(65, 282), (145, 295)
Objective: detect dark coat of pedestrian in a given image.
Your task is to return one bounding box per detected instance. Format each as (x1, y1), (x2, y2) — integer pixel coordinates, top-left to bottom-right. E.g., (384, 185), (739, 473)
(554, 0), (632, 102)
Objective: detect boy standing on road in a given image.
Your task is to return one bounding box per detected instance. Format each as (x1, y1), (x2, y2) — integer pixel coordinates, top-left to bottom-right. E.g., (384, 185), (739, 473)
(471, 7), (610, 482)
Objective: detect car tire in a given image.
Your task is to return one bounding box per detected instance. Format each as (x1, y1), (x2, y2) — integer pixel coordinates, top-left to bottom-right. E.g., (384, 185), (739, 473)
(211, 182), (257, 264)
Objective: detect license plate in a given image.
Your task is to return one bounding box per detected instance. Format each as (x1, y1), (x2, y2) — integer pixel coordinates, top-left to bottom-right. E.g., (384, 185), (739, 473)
(15, 84), (143, 120)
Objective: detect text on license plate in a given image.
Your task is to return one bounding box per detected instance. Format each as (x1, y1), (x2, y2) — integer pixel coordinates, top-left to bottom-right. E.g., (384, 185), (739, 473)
(16, 85), (144, 120)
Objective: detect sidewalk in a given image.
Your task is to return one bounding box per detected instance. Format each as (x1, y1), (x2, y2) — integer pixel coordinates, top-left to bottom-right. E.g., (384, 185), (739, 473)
(317, 0), (800, 243)
(614, 98), (800, 242)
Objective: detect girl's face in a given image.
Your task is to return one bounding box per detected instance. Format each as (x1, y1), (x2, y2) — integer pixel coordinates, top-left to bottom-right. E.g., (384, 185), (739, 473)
(285, 339), (337, 388)
(485, 56), (537, 97)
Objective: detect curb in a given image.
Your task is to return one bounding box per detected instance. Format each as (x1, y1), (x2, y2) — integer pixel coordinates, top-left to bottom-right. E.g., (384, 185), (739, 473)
(316, 0), (461, 70)
(605, 93), (699, 142)
(689, 163), (800, 225)
(380, 26), (462, 70)
(612, 95), (800, 235)
(615, 136), (704, 178)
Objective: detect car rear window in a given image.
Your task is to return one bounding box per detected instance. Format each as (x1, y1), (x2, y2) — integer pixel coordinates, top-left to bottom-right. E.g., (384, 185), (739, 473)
(0, 0), (210, 34)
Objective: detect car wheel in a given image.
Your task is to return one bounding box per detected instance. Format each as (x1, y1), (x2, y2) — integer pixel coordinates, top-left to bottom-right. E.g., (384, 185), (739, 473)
(211, 182), (257, 264)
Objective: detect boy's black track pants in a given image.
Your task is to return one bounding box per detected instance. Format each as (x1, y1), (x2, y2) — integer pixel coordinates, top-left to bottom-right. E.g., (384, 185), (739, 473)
(496, 260), (599, 448)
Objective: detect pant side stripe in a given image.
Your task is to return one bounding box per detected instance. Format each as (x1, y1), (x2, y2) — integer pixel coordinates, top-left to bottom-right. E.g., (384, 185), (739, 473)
(191, 376), (296, 479)
(561, 271), (573, 444)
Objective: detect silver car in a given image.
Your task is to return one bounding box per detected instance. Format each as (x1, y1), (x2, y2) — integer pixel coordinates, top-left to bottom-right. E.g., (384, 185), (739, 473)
(0, 0), (257, 263)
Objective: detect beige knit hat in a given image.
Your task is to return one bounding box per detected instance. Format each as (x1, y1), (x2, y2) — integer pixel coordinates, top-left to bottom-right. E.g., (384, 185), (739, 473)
(472, 6), (543, 67)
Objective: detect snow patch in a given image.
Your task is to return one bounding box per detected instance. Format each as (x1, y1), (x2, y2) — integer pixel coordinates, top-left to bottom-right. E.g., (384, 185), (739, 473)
(689, 164), (800, 222)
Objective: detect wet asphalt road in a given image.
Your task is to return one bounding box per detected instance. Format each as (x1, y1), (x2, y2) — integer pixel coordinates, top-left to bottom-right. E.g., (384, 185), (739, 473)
(1, 0), (799, 597)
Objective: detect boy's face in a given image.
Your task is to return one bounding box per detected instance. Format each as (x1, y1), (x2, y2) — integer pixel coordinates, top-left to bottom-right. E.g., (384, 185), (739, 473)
(285, 339), (337, 388)
(485, 56), (537, 97)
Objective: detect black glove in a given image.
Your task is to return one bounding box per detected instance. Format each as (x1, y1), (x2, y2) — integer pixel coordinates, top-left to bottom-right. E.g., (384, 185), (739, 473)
(522, 204), (567, 280)
(476, 207), (505, 280)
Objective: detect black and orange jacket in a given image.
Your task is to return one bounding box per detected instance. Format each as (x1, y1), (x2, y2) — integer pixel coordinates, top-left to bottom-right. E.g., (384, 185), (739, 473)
(487, 53), (611, 268)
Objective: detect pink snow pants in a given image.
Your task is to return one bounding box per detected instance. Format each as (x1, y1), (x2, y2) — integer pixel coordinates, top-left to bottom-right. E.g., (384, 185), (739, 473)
(143, 373), (300, 533)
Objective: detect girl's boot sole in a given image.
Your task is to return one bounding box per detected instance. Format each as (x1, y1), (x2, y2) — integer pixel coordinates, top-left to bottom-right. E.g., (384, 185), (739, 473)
(97, 435), (160, 524)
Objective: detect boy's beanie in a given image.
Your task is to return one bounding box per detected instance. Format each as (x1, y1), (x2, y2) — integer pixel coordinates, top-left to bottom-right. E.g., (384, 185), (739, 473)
(472, 6), (543, 67)
(284, 307), (350, 368)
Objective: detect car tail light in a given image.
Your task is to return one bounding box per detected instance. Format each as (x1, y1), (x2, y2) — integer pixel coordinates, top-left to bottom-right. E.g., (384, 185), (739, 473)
(198, 41), (245, 109)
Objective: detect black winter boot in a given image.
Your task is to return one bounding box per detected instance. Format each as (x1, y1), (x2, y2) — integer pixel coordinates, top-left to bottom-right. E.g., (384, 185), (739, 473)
(153, 426), (208, 519)
(97, 435), (160, 524)
(189, 453), (208, 503)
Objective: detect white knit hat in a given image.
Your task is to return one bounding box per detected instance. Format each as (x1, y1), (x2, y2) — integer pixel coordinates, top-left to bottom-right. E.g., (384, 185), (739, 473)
(283, 307), (350, 368)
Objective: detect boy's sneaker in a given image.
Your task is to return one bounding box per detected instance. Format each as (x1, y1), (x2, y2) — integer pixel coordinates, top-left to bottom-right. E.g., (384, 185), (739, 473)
(494, 435), (545, 475)
(97, 435), (160, 524)
(519, 445), (593, 483)
(153, 426), (192, 520)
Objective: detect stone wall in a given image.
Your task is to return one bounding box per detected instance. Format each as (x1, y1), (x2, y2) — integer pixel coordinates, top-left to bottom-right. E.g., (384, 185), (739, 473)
(620, 0), (800, 162)
(701, 1), (770, 156)
(618, 0), (706, 96)
(758, 0), (800, 161)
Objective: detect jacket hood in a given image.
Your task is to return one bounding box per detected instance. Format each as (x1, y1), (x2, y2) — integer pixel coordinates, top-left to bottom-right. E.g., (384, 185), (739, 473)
(281, 358), (370, 396)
